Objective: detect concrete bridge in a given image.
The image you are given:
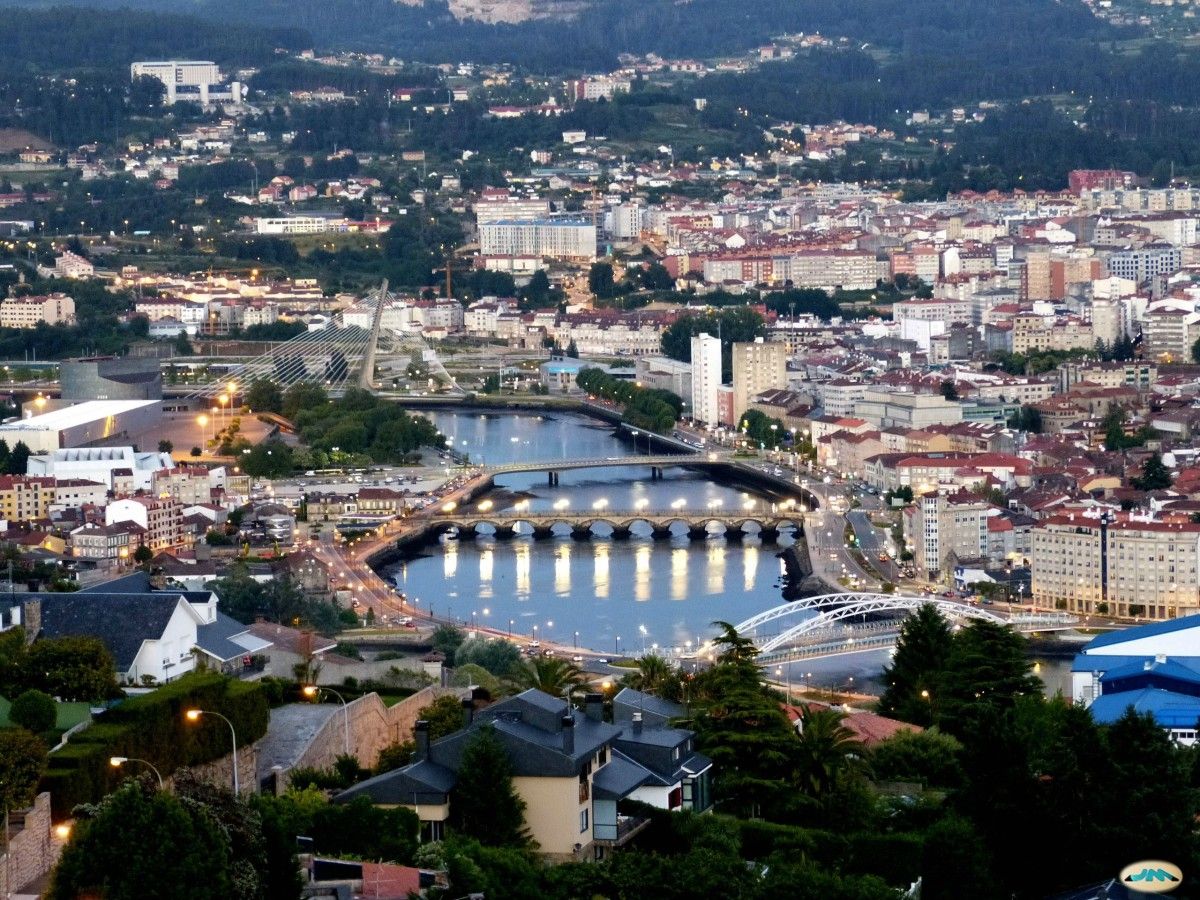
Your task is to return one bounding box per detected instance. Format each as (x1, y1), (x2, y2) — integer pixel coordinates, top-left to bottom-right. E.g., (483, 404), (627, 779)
(419, 510), (805, 541)
(483, 454), (712, 484)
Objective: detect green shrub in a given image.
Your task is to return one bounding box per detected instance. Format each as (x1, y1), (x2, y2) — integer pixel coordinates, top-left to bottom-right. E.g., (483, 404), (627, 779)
(41, 673), (269, 818)
(10, 689), (56, 733)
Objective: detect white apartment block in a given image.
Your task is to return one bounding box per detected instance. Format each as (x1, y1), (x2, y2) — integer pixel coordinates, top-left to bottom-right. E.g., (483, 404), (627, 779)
(479, 219), (597, 260)
(690, 333), (722, 426)
(0, 293), (76, 328)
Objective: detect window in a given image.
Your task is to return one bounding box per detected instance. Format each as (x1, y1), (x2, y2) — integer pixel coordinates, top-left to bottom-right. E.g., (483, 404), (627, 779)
(580, 808), (589, 833)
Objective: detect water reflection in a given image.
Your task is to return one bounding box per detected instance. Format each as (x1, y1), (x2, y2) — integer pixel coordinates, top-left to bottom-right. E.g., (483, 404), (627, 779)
(393, 534), (793, 649)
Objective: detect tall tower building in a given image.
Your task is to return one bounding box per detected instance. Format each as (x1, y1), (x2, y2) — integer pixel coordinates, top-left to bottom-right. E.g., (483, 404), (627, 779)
(690, 332), (722, 426)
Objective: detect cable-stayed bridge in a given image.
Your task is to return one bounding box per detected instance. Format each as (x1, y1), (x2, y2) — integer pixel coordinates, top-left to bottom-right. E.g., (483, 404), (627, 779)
(187, 281), (462, 401)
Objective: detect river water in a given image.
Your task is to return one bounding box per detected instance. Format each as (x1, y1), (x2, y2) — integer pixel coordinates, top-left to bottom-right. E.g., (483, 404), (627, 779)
(384, 409), (1076, 696)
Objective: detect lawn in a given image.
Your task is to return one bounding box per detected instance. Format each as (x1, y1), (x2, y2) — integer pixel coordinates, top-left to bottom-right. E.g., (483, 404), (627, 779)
(0, 696), (92, 730)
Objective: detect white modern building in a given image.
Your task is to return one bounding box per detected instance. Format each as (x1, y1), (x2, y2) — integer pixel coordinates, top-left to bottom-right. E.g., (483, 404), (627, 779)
(690, 332), (722, 427)
(0, 401), (161, 453)
(130, 61), (244, 106)
(27, 446), (173, 490)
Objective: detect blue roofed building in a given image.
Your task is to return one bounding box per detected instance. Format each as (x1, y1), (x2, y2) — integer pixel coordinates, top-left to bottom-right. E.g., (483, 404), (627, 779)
(1071, 616), (1200, 744)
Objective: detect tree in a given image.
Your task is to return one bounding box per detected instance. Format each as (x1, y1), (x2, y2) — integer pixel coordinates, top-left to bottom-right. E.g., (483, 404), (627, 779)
(1191, 335), (1200, 364)
(792, 707), (862, 798)
(9, 688), (56, 734)
(451, 725), (529, 847)
(49, 782), (235, 900)
(455, 637), (522, 677)
(0, 727), (48, 811)
(513, 657), (584, 696)
(690, 623), (797, 818)
(418, 693), (468, 741)
(282, 382), (328, 421)
(877, 604), (953, 726)
(1007, 405), (1043, 434)
(565, 338), (579, 358)
(519, 269), (551, 308)
(939, 379), (959, 401)
(868, 727), (963, 788)
(619, 654), (681, 700)
(134, 544), (153, 569)
(246, 378), (284, 414)
(5, 440), (30, 475)
(157, 439), (173, 453)
(23, 635), (118, 701)
(1131, 452), (1172, 491)
(174, 332), (193, 356)
(431, 624), (466, 657)
(936, 620), (1042, 737)
(587, 261), (616, 298)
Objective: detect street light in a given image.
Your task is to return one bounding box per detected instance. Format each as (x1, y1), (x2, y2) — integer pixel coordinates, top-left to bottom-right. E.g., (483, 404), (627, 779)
(110, 756), (164, 789)
(303, 685), (351, 756)
(185, 708), (240, 794)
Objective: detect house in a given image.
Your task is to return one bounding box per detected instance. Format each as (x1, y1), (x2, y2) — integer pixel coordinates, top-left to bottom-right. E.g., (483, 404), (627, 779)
(0, 572), (272, 685)
(334, 689), (713, 861)
(783, 701), (922, 747)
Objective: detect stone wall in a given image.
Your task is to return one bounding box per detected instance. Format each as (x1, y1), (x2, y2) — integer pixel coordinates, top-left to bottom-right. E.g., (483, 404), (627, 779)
(275, 686), (457, 790)
(1, 793), (64, 897)
(183, 742), (260, 795)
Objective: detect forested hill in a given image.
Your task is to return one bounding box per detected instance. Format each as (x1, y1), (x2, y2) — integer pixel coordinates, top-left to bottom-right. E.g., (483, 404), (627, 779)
(0, 0), (1124, 72)
(1, 6), (309, 72)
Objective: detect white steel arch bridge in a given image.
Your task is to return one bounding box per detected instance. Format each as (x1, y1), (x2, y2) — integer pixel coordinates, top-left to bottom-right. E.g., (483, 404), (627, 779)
(727, 593), (1077, 657)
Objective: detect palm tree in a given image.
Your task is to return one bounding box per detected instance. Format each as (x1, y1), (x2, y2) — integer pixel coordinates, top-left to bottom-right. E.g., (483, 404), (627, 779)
(793, 707), (863, 798)
(512, 657), (584, 696)
(620, 654), (682, 699)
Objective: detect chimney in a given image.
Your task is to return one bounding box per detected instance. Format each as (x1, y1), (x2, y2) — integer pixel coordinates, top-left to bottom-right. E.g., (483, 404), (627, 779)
(561, 714), (575, 755)
(632, 711), (643, 734)
(461, 697), (474, 729)
(584, 692), (603, 722)
(414, 720), (430, 762)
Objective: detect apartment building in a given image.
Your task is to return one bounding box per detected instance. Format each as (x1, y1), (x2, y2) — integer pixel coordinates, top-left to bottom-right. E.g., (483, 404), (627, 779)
(1009, 313), (1094, 354)
(731, 339), (787, 422)
(479, 218), (597, 260)
(904, 492), (991, 581)
(0, 477), (56, 522)
(105, 496), (185, 552)
(821, 379), (868, 418)
(0, 293), (76, 328)
(151, 467), (214, 507)
(690, 333), (722, 427)
(1032, 512), (1200, 620)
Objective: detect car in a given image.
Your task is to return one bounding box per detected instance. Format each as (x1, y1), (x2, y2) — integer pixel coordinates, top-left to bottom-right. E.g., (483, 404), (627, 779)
(572, 655), (583, 663)
(878, 553), (889, 562)
(942, 591), (955, 598)
(529, 640), (541, 648)
(596, 658), (609, 665)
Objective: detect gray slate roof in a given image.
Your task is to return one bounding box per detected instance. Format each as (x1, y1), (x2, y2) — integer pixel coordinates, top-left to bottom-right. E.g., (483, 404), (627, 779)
(31, 592), (185, 669)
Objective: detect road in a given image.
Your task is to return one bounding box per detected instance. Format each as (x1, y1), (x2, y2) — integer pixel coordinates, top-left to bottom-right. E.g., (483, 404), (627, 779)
(846, 509), (901, 583)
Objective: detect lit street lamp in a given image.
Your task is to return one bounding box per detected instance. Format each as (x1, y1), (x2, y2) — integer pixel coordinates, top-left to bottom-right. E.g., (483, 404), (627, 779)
(185, 708), (240, 794)
(110, 756), (164, 789)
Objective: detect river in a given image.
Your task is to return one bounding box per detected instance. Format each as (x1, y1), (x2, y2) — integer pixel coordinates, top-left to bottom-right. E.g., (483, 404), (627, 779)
(384, 409), (1078, 697)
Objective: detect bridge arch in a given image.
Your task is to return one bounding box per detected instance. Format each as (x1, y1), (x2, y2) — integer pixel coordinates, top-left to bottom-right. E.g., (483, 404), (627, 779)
(730, 594), (1077, 655)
